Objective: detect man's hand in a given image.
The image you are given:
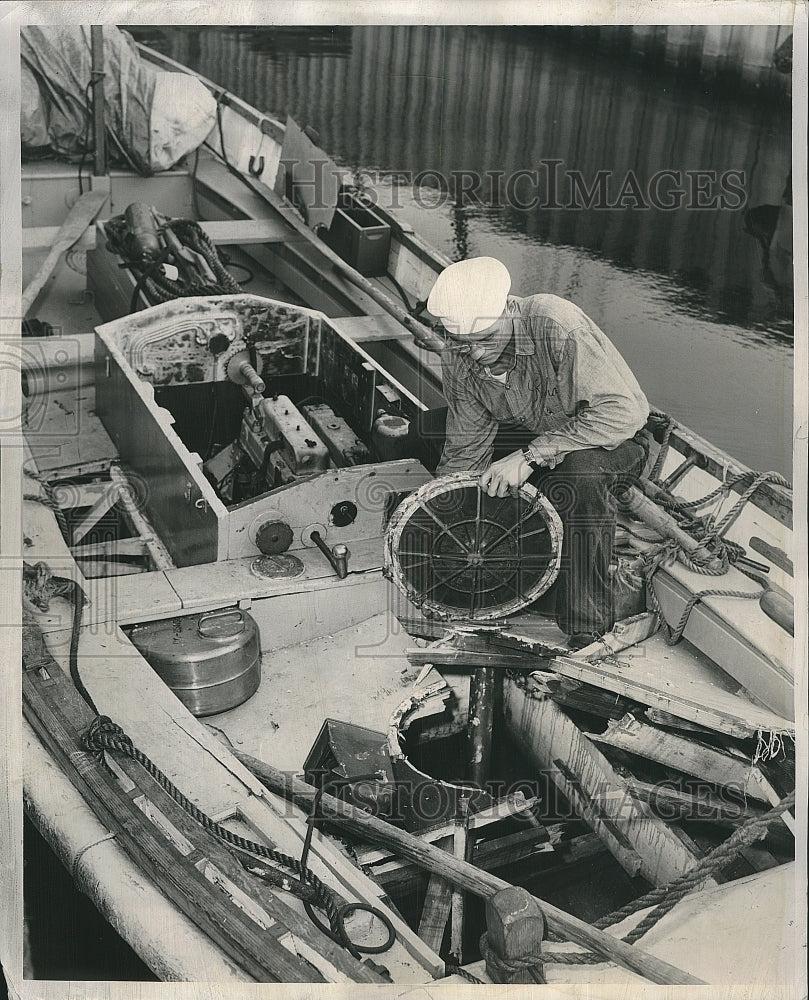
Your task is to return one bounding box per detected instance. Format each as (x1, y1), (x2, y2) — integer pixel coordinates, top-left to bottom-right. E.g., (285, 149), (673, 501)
(479, 451), (534, 497)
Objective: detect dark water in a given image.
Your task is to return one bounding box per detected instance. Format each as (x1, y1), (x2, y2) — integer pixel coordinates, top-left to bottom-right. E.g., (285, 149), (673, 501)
(132, 25), (794, 475)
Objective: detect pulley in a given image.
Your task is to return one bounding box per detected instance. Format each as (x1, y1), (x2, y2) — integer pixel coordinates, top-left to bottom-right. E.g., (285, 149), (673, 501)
(384, 472), (563, 621)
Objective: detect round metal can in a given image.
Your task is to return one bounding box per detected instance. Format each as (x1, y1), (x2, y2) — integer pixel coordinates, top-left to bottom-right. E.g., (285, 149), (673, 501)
(128, 608), (261, 716)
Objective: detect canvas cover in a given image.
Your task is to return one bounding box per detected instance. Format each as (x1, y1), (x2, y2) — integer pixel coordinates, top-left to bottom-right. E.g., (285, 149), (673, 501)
(20, 25), (216, 174)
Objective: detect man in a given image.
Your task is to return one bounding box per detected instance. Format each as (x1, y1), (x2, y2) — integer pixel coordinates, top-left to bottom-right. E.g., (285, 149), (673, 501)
(424, 256), (650, 648)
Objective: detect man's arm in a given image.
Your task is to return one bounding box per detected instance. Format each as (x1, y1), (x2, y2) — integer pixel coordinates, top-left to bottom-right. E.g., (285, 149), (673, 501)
(528, 331), (649, 468)
(436, 362), (500, 475)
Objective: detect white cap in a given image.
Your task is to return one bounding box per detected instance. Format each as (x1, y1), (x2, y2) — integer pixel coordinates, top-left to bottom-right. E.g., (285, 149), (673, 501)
(426, 257), (511, 337)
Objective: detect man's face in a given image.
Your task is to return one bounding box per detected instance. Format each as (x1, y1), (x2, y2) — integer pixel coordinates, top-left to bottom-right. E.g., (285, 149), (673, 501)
(440, 315), (511, 367)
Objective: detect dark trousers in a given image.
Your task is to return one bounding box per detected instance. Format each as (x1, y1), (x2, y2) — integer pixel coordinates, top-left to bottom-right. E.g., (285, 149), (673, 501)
(408, 410), (647, 635)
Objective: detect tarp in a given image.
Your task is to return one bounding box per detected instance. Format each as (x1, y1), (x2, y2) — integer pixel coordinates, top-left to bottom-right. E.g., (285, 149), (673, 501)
(20, 25), (216, 174)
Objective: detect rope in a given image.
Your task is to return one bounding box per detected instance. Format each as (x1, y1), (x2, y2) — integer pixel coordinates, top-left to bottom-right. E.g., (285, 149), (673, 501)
(81, 717), (395, 961)
(479, 932), (545, 982)
(542, 790), (795, 965)
(23, 468), (69, 543)
(443, 962), (485, 983)
(648, 410), (673, 482)
(636, 468), (792, 645)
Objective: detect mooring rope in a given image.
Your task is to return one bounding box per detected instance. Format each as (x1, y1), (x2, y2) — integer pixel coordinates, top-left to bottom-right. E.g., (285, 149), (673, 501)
(635, 464), (792, 646)
(542, 790), (795, 965)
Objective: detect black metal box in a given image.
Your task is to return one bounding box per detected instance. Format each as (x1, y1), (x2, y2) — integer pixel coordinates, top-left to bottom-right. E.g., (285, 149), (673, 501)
(325, 197), (391, 277)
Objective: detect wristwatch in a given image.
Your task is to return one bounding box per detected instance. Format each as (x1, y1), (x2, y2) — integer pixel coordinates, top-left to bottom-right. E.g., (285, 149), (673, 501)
(522, 445), (542, 471)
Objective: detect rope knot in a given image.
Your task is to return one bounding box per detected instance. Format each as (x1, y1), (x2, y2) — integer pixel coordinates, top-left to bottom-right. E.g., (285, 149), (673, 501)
(479, 931), (545, 983)
(84, 716), (133, 755)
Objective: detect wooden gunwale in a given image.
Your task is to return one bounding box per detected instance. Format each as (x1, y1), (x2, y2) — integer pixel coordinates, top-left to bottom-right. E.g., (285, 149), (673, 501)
(22, 658), (315, 983)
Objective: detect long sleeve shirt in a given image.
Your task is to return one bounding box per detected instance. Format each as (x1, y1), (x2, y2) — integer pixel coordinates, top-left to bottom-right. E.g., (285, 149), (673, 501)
(437, 294), (649, 474)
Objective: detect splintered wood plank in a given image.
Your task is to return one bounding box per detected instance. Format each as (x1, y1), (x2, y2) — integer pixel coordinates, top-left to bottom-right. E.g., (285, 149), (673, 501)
(417, 836), (454, 952)
(502, 677), (704, 886)
(546, 646), (794, 739)
(588, 715), (769, 801)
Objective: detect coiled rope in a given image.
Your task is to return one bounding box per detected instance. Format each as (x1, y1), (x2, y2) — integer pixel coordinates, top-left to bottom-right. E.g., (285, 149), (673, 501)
(634, 426), (793, 646)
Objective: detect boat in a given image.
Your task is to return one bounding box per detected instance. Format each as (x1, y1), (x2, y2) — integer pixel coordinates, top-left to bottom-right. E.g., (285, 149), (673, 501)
(13, 25), (799, 990)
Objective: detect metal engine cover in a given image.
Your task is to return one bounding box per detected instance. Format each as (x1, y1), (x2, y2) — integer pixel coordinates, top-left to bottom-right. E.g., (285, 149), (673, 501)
(384, 472), (563, 621)
(127, 608), (261, 716)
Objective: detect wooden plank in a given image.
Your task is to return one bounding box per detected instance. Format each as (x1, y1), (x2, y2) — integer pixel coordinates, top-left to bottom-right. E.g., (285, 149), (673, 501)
(571, 612), (659, 659)
(22, 189), (109, 314)
(109, 464), (176, 570)
(417, 836), (453, 952)
(502, 678), (704, 886)
(588, 715), (770, 801)
(229, 748), (707, 985)
(25, 390), (119, 476)
(650, 569), (793, 720)
(624, 778), (768, 825)
(201, 218), (291, 245)
(329, 313), (413, 344)
(70, 482), (119, 544)
(23, 225), (97, 251)
(545, 653), (794, 739)
(542, 675), (635, 720)
(450, 816), (468, 959)
(749, 535), (793, 576)
(407, 644), (535, 670)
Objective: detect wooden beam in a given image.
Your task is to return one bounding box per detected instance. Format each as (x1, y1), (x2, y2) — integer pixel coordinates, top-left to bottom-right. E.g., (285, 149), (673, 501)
(417, 836), (453, 953)
(545, 654), (793, 739)
(589, 715), (770, 801)
(450, 813), (468, 960)
(22, 189), (109, 315)
(109, 465), (176, 570)
(200, 218), (291, 245)
(406, 643), (535, 670)
(23, 225), (96, 252)
(231, 748), (707, 985)
(70, 480), (120, 545)
(502, 679), (706, 887)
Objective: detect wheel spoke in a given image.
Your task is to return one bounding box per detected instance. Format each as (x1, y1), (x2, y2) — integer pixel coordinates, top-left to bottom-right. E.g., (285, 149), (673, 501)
(478, 494), (511, 547)
(469, 566), (479, 615)
(423, 564), (471, 596)
(418, 501), (471, 553)
(401, 556), (429, 570)
(485, 519), (547, 555)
